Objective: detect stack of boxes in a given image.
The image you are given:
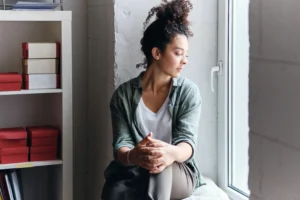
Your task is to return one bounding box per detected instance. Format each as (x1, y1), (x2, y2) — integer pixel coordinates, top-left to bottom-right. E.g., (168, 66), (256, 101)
(0, 126), (59, 164)
(0, 42), (60, 92)
(27, 126), (59, 162)
(22, 42), (60, 90)
(0, 128), (28, 164)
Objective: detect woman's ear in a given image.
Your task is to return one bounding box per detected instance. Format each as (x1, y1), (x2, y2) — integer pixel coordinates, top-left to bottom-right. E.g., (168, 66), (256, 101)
(151, 47), (161, 60)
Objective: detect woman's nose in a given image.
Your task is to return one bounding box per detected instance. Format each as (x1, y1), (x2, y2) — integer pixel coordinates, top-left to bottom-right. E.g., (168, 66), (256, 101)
(182, 56), (188, 65)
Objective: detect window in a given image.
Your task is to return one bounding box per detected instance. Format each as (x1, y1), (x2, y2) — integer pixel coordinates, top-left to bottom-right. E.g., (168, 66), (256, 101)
(216, 0), (250, 199)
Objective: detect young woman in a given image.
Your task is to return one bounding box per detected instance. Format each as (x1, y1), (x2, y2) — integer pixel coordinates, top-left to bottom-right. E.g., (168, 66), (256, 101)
(101, 0), (205, 199)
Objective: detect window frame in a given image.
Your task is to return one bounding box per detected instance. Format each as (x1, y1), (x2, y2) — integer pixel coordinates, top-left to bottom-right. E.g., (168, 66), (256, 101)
(217, 0), (249, 199)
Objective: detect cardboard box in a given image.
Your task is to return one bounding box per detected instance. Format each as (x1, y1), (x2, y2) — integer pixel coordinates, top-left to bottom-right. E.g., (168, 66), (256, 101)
(22, 42), (60, 59)
(27, 126), (59, 147)
(0, 147), (29, 164)
(30, 146), (57, 161)
(23, 74), (60, 89)
(0, 128), (27, 148)
(0, 73), (22, 91)
(22, 59), (59, 74)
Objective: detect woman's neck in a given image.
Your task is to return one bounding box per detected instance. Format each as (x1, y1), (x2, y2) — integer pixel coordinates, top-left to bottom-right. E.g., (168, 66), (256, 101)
(142, 64), (172, 94)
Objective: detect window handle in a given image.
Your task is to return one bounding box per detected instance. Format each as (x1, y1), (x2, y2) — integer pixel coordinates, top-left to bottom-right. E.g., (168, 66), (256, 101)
(211, 61), (223, 92)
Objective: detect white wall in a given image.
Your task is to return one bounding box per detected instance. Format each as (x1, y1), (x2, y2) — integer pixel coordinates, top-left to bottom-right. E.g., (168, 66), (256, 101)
(114, 0), (218, 182)
(249, 0), (300, 199)
(63, 1), (88, 200)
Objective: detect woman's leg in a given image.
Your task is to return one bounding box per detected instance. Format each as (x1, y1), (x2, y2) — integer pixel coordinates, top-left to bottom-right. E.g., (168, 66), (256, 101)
(147, 162), (195, 200)
(170, 162), (195, 199)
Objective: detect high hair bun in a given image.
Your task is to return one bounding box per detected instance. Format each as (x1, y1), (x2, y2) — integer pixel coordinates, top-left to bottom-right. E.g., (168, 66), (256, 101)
(144, 0), (193, 36)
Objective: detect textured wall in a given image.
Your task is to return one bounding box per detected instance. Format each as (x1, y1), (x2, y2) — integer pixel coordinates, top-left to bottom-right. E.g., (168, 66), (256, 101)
(249, 0), (300, 199)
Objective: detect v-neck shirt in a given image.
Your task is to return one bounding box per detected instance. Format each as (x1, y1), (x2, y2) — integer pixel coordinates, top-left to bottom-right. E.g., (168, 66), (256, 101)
(136, 92), (172, 143)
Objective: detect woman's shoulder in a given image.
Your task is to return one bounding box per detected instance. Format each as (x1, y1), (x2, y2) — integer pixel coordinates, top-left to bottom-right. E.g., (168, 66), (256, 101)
(177, 76), (200, 93)
(114, 77), (137, 95)
(110, 77), (138, 103)
(174, 76), (201, 103)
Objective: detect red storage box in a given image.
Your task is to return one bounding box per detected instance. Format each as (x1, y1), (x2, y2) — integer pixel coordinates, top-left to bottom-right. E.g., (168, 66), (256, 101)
(27, 126), (59, 147)
(0, 147), (29, 164)
(0, 128), (27, 148)
(30, 146), (57, 161)
(0, 73), (22, 91)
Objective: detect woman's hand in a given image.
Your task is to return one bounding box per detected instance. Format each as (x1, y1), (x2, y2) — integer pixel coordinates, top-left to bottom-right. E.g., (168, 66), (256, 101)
(141, 137), (176, 174)
(129, 133), (163, 169)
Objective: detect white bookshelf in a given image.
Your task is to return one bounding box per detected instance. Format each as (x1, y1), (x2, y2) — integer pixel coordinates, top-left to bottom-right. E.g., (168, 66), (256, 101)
(0, 89), (63, 95)
(0, 10), (71, 21)
(0, 160), (63, 170)
(0, 11), (73, 200)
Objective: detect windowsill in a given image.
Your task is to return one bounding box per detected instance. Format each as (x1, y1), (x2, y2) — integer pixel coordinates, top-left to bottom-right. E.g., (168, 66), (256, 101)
(223, 187), (249, 200)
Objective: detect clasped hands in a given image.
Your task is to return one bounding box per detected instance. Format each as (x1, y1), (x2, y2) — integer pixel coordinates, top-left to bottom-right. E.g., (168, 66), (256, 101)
(129, 132), (175, 174)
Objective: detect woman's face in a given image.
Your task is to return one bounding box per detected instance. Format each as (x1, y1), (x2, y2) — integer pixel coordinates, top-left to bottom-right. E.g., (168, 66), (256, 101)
(155, 34), (189, 78)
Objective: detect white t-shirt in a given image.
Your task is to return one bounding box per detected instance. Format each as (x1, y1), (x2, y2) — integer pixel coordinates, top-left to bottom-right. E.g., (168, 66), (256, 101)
(136, 95), (172, 143)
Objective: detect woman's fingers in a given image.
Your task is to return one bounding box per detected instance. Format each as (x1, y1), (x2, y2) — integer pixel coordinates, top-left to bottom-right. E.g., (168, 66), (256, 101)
(139, 136), (150, 146)
(146, 143), (165, 148)
(146, 136), (162, 144)
(138, 152), (166, 172)
(139, 162), (153, 170)
(139, 132), (154, 146)
(142, 155), (163, 164)
(140, 147), (164, 156)
(141, 161), (160, 170)
(149, 164), (166, 174)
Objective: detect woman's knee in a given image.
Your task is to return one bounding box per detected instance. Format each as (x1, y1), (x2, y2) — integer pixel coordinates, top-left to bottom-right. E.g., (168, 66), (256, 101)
(170, 162), (194, 199)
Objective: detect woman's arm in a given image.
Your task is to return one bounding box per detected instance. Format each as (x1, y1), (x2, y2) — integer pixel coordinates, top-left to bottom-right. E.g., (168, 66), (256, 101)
(172, 83), (202, 163)
(110, 88), (136, 160)
(117, 147), (131, 166)
(141, 138), (192, 173)
(170, 142), (193, 163)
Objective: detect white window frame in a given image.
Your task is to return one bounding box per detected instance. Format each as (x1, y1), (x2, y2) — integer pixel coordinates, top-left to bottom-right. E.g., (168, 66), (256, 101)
(217, 0), (249, 200)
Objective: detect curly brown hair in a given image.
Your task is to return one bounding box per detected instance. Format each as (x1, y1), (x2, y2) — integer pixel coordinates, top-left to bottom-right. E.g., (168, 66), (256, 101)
(137, 0), (193, 68)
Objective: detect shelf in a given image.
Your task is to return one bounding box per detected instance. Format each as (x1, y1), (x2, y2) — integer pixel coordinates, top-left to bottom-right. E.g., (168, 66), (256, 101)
(0, 10), (73, 199)
(0, 160), (62, 170)
(0, 89), (62, 95)
(0, 10), (71, 22)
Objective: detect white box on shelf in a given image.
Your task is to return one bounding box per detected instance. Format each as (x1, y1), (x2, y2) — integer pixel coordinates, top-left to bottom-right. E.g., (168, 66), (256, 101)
(23, 59), (59, 74)
(24, 74), (59, 89)
(23, 42), (60, 59)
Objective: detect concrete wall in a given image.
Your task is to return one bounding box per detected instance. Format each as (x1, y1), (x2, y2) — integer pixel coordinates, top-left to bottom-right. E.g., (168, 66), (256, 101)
(62, 1), (88, 200)
(249, 0), (300, 199)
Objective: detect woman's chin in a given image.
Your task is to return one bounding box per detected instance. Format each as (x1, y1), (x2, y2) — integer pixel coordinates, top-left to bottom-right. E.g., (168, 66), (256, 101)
(164, 70), (181, 78)
(170, 72), (181, 78)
